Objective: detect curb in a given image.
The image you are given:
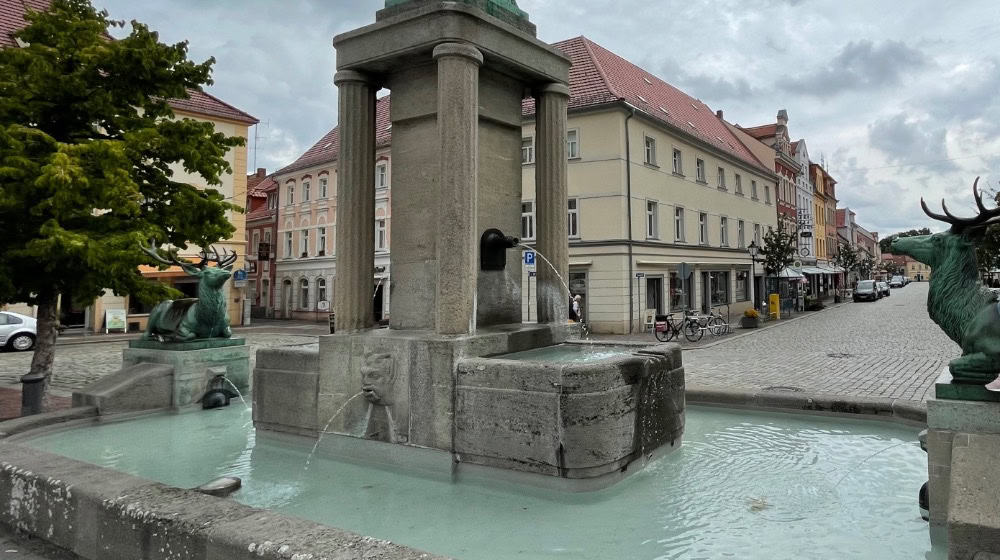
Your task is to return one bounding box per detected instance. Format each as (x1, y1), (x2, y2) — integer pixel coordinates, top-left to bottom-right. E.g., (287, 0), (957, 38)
(0, 406), (97, 438)
(686, 384), (927, 425)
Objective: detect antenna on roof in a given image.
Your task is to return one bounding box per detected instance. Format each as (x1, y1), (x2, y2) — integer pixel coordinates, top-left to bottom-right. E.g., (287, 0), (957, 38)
(252, 120), (270, 171)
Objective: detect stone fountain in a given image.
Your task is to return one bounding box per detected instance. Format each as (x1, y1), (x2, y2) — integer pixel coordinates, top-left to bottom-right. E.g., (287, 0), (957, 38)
(253, 0), (685, 488)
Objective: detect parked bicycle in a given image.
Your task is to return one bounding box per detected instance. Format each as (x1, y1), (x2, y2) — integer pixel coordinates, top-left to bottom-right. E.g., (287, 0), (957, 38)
(653, 310), (703, 342)
(706, 305), (733, 336)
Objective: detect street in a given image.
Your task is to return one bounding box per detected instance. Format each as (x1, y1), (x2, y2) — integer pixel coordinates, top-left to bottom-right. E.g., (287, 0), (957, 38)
(0, 283), (958, 403)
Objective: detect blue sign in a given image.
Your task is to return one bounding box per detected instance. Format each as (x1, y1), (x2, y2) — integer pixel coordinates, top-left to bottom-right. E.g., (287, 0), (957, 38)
(233, 269), (248, 282)
(524, 251), (536, 266)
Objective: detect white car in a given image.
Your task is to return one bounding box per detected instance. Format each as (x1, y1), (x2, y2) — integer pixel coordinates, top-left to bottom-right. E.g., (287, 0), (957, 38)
(0, 311), (37, 351)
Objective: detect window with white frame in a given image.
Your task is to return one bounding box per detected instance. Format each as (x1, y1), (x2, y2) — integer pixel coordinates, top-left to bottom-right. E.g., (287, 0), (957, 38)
(738, 220), (745, 248)
(319, 177), (328, 198)
(646, 201), (658, 239)
(286, 183), (294, 205)
(699, 212), (708, 245)
(376, 219), (387, 251)
(567, 129), (579, 159)
(672, 148), (682, 174)
(765, 184), (771, 204)
(735, 174), (743, 195)
(300, 228), (310, 257)
(284, 231), (292, 258)
(568, 198), (579, 238)
(751, 180), (758, 199)
(521, 138), (534, 164)
(376, 163), (388, 189)
(252, 231), (260, 258)
(753, 223), (761, 247)
(317, 278), (327, 304)
(720, 216), (729, 246)
(521, 201), (535, 239)
(303, 180), (310, 202)
(643, 136), (656, 165)
(674, 207), (685, 242)
(317, 227), (326, 256)
(264, 230), (271, 250)
(696, 158), (706, 182)
(717, 167), (726, 189)
(299, 278), (309, 309)
(267, 193), (277, 209)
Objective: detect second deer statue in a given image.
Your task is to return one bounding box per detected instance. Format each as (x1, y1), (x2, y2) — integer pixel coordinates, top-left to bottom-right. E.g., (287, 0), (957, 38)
(892, 178), (1000, 385)
(140, 242), (238, 342)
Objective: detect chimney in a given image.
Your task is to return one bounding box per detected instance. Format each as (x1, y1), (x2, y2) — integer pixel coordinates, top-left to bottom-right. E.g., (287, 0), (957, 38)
(255, 168), (266, 178)
(776, 109), (788, 126)
(716, 109), (723, 119)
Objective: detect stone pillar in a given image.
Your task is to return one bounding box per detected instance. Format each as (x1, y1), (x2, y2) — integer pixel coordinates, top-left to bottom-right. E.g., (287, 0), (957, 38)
(534, 83), (570, 323)
(333, 70), (377, 332)
(433, 43), (483, 335)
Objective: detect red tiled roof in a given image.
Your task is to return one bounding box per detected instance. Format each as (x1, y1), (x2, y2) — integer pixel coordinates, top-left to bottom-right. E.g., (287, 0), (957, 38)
(1, 0), (256, 125)
(790, 140), (799, 155)
(248, 176), (276, 199)
(739, 124), (778, 139)
(276, 95), (392, 176)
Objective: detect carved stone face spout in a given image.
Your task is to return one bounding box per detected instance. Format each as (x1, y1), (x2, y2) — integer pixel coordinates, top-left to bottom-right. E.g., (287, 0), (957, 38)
(361, 352), (395, 404)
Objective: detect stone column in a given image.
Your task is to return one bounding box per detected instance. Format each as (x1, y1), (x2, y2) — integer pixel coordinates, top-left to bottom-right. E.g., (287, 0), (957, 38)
(534, 83), (570, 323)
(433, 43), (483, 335)
(333, 70), (377, 332)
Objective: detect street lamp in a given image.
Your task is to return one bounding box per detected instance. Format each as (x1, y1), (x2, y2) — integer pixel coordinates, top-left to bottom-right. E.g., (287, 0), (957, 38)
(748, 241), (759, 308)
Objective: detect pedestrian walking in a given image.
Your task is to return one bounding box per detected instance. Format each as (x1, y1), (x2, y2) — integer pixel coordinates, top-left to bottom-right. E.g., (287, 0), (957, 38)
(572, 295), (582, 323)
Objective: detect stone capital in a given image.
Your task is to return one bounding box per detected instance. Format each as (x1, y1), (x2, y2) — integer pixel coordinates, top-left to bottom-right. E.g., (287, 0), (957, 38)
(536, 82), (570, 98)
(333, 69), (374, 86)
(432, 42), (484, 66)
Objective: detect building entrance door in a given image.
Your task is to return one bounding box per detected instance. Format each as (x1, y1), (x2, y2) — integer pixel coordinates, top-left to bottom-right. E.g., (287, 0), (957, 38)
(645, 277), (663, 315)
(282, 280), (292, 319)
(373, 283), (384, 323)
(701, 272), (711, 313)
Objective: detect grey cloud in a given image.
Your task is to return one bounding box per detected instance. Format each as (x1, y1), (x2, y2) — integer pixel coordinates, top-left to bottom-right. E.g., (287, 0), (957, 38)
(786, 40), (928, 97)
(868, 114), (957, 172)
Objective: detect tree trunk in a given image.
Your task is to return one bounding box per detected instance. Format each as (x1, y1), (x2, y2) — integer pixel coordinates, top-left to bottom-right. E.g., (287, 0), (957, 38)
(22, 291), (58, 415)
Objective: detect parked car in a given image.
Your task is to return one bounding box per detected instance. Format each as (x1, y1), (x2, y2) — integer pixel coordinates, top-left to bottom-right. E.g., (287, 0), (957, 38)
(877, 281), (891, 297)
(903, 276), (912, 285)
(889, 275), (904, 288)
(854, 280), (879, 302)
(0, 311), (37, 351)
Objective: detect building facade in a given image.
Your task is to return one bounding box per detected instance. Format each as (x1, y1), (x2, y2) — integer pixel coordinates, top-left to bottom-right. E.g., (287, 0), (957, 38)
(792, 139), (815, 264)
(739, 110), (801, 238)
(246, 169), (278, 318)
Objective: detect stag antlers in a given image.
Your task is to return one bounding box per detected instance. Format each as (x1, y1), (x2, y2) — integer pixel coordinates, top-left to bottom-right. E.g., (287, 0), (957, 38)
(142, 240), (238, 270)
(920, 177), (1000, 233)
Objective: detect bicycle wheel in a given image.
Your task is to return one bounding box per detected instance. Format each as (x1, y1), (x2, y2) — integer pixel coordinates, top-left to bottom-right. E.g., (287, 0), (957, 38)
(654, 323), (672, 342)
(707, 316), (724, 336)
(683, 320), (703, 342)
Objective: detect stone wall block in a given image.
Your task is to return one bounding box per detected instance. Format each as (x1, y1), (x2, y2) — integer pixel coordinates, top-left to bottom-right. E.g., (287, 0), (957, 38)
(534, 83), (570, 323)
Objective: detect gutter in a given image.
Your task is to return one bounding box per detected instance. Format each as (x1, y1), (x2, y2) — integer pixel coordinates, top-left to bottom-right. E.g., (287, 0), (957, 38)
(624, 102), (636, 333)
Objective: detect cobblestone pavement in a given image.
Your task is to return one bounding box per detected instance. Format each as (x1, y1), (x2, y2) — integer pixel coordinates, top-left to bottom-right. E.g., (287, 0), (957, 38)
(0, 333), (317, 396)
(683, 282), (959, 402)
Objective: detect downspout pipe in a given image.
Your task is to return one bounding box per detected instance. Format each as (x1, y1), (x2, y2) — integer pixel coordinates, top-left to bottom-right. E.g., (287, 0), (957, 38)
(624, 102), (636, 333)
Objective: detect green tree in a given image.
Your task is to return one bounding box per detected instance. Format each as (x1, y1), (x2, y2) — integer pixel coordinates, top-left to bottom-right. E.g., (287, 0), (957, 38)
(882, 260), (902, 277)
(832, 242), (859, 276)
(858, 255), (876, 279)
(880, 227), (931, 253)
(759, 223), (797, 276)
(0, 0), (243, 403)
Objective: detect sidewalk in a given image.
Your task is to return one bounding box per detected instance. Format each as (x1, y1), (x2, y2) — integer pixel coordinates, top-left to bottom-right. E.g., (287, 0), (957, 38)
(0, 386), (71, 421)
(55, 318), (329, 345)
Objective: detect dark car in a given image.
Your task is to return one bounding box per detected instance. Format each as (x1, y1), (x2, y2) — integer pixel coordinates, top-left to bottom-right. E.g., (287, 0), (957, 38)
(889, 275), (904, 288)
(877, 281), (891, 297)
(854, 280), (879, 302)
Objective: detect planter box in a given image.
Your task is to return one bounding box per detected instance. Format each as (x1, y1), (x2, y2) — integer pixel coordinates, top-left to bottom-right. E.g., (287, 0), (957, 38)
(740, 316), (760, 329)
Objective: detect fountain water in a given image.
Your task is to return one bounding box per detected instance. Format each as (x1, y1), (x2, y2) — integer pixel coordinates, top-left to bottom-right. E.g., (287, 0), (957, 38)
(305, 391), (365, 470)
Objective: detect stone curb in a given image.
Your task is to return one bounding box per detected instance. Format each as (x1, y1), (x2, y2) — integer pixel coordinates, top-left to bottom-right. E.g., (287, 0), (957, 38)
(686, 384), (927, 425)
(0, 406), (97, 439)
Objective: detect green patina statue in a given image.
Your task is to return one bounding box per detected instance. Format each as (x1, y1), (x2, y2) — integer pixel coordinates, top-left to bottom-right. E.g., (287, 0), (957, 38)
(140, 241), (237, 342)
(892, 179), (1000, 384)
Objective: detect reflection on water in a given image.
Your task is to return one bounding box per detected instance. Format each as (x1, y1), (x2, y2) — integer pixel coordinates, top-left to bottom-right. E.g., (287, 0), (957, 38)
(499, 343), (635, 363)
(25, 405), (944, 560)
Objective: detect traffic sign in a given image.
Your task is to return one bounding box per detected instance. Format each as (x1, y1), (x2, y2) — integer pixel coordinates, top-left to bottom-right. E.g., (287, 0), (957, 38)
(233, 269), (247, 282)
(677, 262), (691, 280)
(635, 272), (645, 278)
(524, 251), (536, 266)
(528, 271), (536, 277)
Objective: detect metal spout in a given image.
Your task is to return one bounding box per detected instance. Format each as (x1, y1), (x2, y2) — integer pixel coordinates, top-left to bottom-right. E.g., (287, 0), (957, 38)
(480, 228), (519, 271)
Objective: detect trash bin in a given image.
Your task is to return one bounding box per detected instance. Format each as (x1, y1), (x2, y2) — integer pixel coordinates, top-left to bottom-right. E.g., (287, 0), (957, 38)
(328, 312), (335, 334)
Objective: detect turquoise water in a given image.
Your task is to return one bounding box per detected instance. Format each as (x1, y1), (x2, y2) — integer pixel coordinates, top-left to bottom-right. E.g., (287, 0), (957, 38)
(500, 343), (636, 363)
(24, 405), (944, 559)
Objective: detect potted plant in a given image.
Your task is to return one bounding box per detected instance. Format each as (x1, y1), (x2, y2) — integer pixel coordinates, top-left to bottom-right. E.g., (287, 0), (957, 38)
(740, 308), (761, 328)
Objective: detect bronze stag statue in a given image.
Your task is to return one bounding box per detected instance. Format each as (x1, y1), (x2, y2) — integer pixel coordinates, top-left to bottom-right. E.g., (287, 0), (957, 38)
(140, 242), (238, 342)
(892, 179), (1000, 384)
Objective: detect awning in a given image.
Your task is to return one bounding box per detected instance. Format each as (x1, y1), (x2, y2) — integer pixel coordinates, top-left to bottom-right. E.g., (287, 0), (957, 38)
(777, 267), (804, 279)
(800, 266), (828, 275)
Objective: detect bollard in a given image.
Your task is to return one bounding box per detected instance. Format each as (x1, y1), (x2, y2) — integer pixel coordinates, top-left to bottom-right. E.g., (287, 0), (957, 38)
(20, 372), (48, 416)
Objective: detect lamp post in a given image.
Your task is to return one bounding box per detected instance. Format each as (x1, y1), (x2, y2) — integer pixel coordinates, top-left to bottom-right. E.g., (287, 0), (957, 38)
(748, 240), (759, 309)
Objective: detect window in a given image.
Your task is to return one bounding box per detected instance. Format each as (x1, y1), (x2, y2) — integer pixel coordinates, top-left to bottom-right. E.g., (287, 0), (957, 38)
(646, 201), (658, 239)
(696, 159), (706, 182)
(267, 193), (277, 209)
(252, 232), (260, 258)
(521, 138), (534, 164)
(720, 216), (729, 246)
(301, 228), (310, 257)
(753, 223), (761, 247)
(738, 220), (745, 248)
(319, 177), (328, 198)
(521, 201), (535, 239)
(735, 270), (749, 301)
(765, 184), (771, 204)
(674, 207), (685, 242)
(568, 198), (579, 238)
(318, 278), (327, 304)
(299, 279), (309, 309)
(717, 167), (726, 190)
(286, 183), (294, 205)
(751, 180), (758, 199)
(567, 129), (579, 159)
(699, 212), (708, 245)
(317, 227), (326, 256)
(284, 231), (292, 258)
(303, 180), (310, 202)
(376, 219), (387, 251)
(376, 163), (388, 189)
(644, 136), (656, 165)
(670, 271), (692, 311)
(672, 149), (682, 174)
(709, 271), (730, 306)
(735, 174), (743, 195)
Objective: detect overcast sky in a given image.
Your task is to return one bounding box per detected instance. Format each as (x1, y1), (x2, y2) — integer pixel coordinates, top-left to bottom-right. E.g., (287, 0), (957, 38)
(93, 0), (1000, 237)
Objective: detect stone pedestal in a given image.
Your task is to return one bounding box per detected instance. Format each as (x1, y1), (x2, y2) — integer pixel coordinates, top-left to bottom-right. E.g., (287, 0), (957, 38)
(122, 338), (250, 408)
(926, 369), (1000, 559)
